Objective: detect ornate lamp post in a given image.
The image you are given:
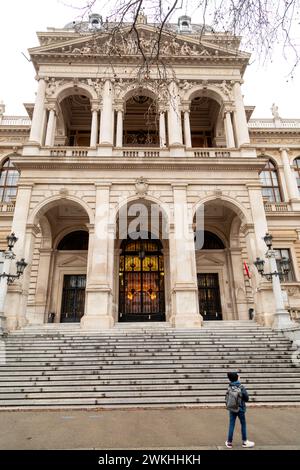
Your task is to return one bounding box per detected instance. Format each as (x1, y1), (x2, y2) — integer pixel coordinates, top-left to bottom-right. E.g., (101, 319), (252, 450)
(254, 232), (296, 329)
(0, 233), (28, 334)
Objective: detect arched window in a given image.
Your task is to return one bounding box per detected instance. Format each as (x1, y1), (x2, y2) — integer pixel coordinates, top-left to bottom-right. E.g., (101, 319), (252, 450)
(57, 230), (89, 250)
(260, 160), (282, 203)
(294, 157), (300, 194)
(0, 158), (19, 203)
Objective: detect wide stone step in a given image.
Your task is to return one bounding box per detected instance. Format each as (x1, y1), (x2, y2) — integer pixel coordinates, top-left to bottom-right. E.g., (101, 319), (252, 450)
(2, 382), (300, 393)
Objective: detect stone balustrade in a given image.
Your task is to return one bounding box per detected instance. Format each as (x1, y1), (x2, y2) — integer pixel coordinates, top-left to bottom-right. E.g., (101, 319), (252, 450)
(0, 201), (16, 213)
(249, 119), (300, 129)
(0, 116), (31, 126)
(263, 200), (291, 212)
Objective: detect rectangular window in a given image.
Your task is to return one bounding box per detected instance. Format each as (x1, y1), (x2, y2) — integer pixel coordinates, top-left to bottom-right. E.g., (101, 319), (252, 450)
(274, 249), (295, 282)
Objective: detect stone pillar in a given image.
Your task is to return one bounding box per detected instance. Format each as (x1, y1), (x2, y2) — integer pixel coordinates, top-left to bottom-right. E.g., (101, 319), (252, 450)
(169, 184), (201, 328)
(90, 107), (99, 147)
(81, 183), (114, 330)
(224, 111), (235, 148)
(230, 247), (249, 320)
(4, 184), (33, 330)
(167, 81), (183, 148)
(99, 80), (113, 146)
(116, 109), (123, 148)
(29, 78), (46, 145)
(245, 183), (275, 326)
(159, 111), (167, 148)
(183, 110), (192, 148)
(280, 148), (299, 201)
(33, 248), (53, 324)
(233, 81), (250, 147)
(45, 106), (56, 146)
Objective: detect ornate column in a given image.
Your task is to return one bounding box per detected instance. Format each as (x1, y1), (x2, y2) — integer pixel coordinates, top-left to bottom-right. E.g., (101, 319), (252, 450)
(183, 106), (192, 148)
(159, 111), (167, 148)
(167, 81), (183, 149)
(232, 80), (250, 147)
(90, 105), (99, 147)
(4, 184), (34, 330)
(45, 105), (56, 146)
(81, 183), (114, 330)
(116, 107), (124, 148)
(99, 80), (113, 146)
(169, 184), (201, 328)
(280, 148), (299, 201)
(29, 77), (46, 145)
(229, 247), (249, 319)
(224, 110), (235, 148)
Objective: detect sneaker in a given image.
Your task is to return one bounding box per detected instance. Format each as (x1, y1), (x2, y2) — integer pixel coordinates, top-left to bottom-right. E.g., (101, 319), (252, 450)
(225, 441), (233, 448)
(242, 440), (255, 448)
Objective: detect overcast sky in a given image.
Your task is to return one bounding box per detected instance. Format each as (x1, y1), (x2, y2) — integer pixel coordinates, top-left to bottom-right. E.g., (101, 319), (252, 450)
(0, 0), (299, 118)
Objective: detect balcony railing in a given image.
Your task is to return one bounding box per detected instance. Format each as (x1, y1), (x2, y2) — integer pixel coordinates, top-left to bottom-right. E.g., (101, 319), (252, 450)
(0, 116), (31, 126)
(0, 201), (15, 213)
(263, 200), (291, 212)
(249, 119), (300, 129)
(36, 146), (251, 159)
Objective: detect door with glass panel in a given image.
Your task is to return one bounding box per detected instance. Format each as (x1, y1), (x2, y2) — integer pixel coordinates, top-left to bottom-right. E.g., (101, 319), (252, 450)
(118, 237), (165, 322)
(60, 274), (86, 322)
(197, 273), (222, 320)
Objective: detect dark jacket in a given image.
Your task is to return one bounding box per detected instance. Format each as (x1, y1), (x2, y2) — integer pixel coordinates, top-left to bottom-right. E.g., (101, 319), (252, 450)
(229, 380), (249, 412)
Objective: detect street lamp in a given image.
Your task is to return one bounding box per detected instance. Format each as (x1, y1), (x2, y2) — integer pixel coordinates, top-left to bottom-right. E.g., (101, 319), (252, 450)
(0, 233), (28, 334)
(254, 232), (296, 329)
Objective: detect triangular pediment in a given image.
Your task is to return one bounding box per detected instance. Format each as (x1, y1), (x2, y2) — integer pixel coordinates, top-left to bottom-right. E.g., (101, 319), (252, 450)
(29, 24), (249, 61)
(58, 254), (87, 267)
(196, 252), (225, 266)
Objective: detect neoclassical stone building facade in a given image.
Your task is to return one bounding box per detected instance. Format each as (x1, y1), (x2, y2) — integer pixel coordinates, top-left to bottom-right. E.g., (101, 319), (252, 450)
(1, 14), (300, 331)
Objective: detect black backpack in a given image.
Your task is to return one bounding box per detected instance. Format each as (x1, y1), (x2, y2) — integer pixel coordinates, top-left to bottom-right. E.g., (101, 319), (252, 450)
(225, 384), (242, 413)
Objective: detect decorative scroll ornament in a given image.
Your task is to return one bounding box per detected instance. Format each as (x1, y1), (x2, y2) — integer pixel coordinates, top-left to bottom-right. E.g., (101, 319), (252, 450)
(135, 177), (149, 196)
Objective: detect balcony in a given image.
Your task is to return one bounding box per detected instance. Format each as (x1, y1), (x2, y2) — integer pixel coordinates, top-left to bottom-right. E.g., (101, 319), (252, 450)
(0, 201), (15, 213)
(263, 200), (291, 212)
(34, 146), (253, 159)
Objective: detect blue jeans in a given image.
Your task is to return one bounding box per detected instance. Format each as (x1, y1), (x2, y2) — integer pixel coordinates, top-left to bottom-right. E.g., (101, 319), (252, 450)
(227, 410), (247, 443)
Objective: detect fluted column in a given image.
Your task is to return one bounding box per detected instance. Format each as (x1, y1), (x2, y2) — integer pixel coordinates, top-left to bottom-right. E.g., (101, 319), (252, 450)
(159, 111), (167, 147)
(167, 81), (183, 147)
(183, 110), (192, 148)
(90, 107), (99, 147)
(45, 106), (56, 146)
(29, 78), (46, 144)
(116, 108), (123, 148)
(99, 80), (113, 146)
(280, 148), (299, 200)
(233, 81), (250, 147)
(224, 111), (235, 148)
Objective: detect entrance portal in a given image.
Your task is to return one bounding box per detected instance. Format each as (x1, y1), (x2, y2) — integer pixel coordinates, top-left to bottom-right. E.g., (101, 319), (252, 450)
(197, 273), (222, 320)
(118, 238), (165, 322)
(60, 274), (86, 322)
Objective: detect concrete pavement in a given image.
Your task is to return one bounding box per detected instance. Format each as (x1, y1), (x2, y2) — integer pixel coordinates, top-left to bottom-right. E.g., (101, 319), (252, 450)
(0, 407), (299, 450)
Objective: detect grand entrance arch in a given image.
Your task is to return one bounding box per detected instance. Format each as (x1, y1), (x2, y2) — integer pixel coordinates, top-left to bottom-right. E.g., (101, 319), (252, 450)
(118, 236), (165, 322)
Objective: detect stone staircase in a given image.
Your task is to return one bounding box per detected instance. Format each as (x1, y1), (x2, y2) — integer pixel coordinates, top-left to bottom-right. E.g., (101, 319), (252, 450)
(0, 321), (300, 409)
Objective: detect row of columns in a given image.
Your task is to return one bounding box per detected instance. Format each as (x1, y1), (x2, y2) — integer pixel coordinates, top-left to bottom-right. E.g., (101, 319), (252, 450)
(29, 79), (251, 150)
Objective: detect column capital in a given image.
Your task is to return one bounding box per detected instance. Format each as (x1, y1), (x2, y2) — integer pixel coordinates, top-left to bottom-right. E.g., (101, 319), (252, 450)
(279, 147), (290, 153)
(46, 103), (56, 113)
(171, 183), (188, 189)
(91, 103), (100, 113)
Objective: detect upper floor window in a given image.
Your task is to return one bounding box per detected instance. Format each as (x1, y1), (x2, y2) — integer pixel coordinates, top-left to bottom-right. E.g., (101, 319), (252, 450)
(0, 158), (19, 203)
(275, 248), (295, 282)
(260, 160), (282, 203)
(294, 157), (300, 194)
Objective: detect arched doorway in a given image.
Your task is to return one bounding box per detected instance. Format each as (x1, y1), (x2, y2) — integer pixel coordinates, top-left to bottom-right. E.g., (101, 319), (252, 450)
(118, 235), (165, 322)
(196, 231), (225, 321)
(123, 94), (159, 146)
(58, 230), (89, 323)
